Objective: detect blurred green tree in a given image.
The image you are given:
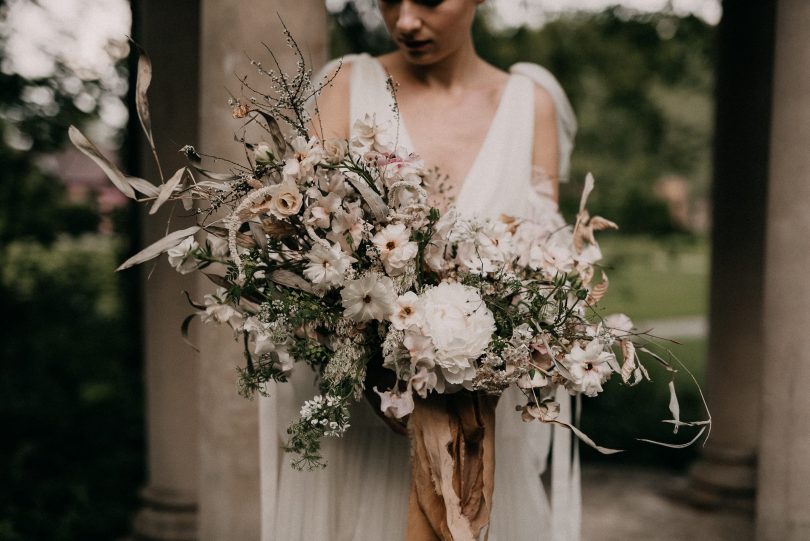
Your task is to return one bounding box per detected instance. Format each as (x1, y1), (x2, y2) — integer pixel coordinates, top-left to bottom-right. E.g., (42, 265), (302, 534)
(0, 1), (143, 539)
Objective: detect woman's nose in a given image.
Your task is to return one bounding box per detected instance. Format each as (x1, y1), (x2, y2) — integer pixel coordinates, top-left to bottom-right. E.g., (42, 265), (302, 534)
(395, 2), (423, 35)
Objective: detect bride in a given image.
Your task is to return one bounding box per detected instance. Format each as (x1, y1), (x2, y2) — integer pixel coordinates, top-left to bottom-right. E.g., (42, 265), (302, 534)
(260, 1), (580, 539)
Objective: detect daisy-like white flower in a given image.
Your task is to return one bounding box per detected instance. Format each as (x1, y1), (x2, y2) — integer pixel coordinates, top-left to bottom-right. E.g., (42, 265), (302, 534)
(167, 236), (199, 274)
(303, 243), (356, 291)
(563, 339), (615, 397)
(340, 272), (397, 322)
(389, 291), (423, 330)
(372, 223), (418, 276)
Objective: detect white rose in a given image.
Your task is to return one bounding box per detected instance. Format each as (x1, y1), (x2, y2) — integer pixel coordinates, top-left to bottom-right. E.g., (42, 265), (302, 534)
(322, 138), (348, 164)
(419, 282), (495, 389)
(267, 179), (303, 218)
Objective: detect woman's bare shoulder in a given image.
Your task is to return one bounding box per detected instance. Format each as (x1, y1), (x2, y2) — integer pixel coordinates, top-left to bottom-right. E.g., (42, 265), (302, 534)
(311, 60), (353, 140)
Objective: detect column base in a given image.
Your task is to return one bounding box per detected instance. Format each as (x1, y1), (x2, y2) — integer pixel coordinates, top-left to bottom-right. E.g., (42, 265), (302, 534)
(132, 486), (197, 541)
(686, 445), (756, 513)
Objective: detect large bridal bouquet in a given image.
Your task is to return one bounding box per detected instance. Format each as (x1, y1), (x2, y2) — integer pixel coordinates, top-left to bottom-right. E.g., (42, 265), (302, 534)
(71, 35), (709, 540)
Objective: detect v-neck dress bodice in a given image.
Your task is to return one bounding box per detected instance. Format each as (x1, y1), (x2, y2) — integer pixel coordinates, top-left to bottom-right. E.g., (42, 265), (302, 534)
(260, 53), (581, 541)
(348, 52), (576, 223)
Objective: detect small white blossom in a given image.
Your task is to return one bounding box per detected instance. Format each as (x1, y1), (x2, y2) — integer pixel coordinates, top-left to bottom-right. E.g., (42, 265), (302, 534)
(200, 288), (243, 329)
(167, 236), (199, 274)
(374, 387), (414, 419)
(389, 291), (424, 331)
(563, 340), (615, 397)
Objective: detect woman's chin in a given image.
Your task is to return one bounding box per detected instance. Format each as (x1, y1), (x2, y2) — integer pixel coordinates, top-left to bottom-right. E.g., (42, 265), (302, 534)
(399, 47), (443, 66)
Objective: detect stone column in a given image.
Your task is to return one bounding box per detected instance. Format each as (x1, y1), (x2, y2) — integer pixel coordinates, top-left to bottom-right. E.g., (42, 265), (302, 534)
(196, 2), (327, 539)
(686, 0), (776, 511)
(131, 1), (201, 539)
(756, 1), (810, 539)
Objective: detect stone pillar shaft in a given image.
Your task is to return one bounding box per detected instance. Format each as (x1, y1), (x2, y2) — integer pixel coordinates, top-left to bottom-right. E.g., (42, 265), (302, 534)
(687, 0), (776, 510)
(132, 1), (201, 539)
(756, 1), (810, 539)
(196, 2), (327, 539)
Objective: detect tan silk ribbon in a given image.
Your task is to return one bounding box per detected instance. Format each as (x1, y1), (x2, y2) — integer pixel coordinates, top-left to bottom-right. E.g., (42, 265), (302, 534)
(406, 393), (497, 541)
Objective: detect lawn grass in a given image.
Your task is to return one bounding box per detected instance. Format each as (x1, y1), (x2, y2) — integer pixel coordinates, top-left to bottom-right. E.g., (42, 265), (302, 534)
(593, 234), (709, 321)
(576, 234), (710, 468)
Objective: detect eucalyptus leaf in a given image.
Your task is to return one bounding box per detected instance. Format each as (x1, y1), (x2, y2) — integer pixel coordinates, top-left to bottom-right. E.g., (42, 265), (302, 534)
(128, 177), (160, 198)
(117, 225), (200, 271)
(150, 167), (188, 215)
(69, 126), (136, 199)
(134, 47), (165, 181)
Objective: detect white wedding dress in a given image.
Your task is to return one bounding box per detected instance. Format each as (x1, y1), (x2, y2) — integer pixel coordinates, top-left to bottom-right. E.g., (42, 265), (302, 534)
(259, 53), (580, 541)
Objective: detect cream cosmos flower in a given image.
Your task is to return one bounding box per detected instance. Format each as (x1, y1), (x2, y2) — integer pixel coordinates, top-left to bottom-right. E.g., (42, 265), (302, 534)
(340, 272), (397, 322)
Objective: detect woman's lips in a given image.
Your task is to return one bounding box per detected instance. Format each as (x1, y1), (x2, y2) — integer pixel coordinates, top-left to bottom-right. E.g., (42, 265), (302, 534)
(400, 38), (432, 51)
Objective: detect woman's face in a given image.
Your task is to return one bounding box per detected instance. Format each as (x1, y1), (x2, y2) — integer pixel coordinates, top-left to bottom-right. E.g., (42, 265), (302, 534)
(378, 0), (481, 65)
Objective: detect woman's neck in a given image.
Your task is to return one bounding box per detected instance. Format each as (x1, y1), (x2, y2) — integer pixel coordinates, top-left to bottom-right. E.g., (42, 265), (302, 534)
(388, 37), (486, 90)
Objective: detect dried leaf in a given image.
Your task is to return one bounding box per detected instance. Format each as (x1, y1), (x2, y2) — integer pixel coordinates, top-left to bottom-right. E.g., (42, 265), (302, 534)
(637, 426), (707, 449)
(578, 172), (595, 212)
(128, 177), (160, 198)
(590, 215), (619, 232)
(261, 219), (296, 238)
(587, 271), (609, 304)
(69, 126), (136, 199)
(255, 110), (288, 157)
(549, 419), (623, 454)
(620, 340), (636, 383)
(116, 225), (200, 271)
(248, 221), (268, 250)
(134, 50), (162, 176)
(149, 167), (187, 215)
(180, 313), (200, 352)
(204, 272), (230, 289)
(189, 163), (241, 182)
(667, 380), (681, 433)
(345, 175), (389, 222)
(206, 226), (255, 249)
(270, 269), (317, 295)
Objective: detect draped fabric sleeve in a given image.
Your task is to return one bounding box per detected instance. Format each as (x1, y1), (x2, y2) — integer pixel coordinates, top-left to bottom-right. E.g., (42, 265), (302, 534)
(509, 62), (578, 185)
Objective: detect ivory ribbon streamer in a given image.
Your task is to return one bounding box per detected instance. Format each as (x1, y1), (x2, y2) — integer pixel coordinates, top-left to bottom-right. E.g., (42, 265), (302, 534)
(406, 393), (497, 541)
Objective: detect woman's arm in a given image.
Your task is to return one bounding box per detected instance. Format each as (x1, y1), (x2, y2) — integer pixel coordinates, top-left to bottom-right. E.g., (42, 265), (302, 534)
(531, 84), (560, 204)
(308, 62), (353, 141)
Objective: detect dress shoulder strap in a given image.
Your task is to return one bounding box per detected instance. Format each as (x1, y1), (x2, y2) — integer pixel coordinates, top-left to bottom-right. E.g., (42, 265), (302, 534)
(510, 63), (578, 183)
